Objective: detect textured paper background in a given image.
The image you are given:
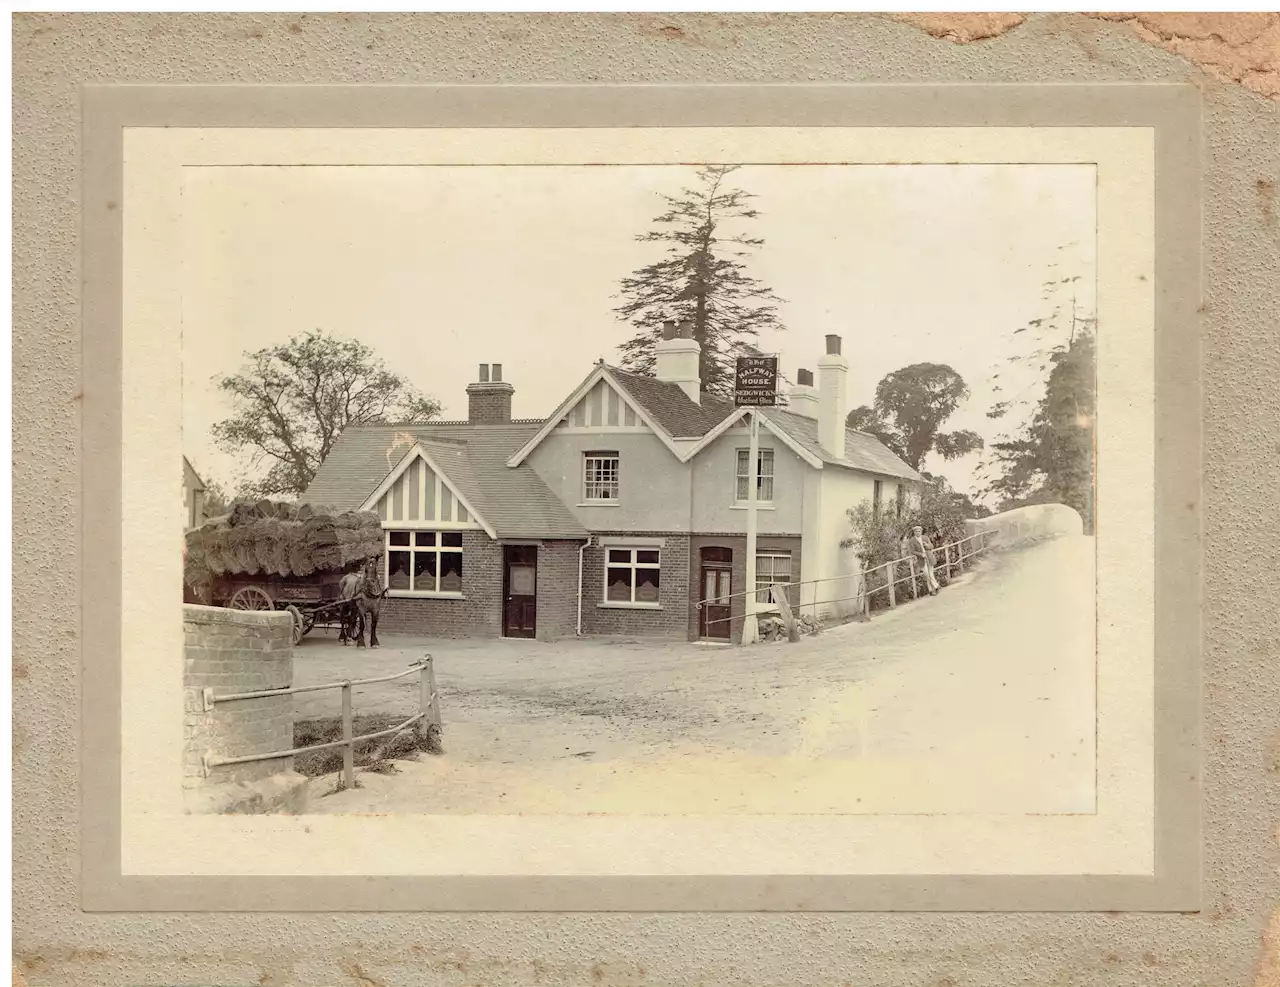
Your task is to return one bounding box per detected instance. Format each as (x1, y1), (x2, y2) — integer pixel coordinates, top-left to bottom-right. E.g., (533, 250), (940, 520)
(13, 12), (1277, 987)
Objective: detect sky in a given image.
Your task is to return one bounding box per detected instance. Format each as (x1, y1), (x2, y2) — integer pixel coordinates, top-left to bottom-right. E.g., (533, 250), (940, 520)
(181, 163), (1096, 501)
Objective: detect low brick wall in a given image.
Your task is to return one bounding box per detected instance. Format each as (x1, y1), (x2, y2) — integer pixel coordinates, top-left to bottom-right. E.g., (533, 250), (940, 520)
(183, 604), (307, 813)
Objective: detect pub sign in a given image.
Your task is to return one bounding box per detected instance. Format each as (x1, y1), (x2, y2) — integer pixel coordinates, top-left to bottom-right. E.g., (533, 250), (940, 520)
(734, 355), (779, 407)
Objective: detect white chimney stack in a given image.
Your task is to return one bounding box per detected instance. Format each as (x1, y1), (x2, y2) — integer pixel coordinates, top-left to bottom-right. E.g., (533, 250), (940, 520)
(654, 319), (701, 404)
(817, 335), (848, 459)
(787, 368), (819, 419)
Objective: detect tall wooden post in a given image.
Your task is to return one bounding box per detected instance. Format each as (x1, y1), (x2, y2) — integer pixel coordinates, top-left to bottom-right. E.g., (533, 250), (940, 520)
(340, 680), (354, 791)
(741, 409), (761, 646)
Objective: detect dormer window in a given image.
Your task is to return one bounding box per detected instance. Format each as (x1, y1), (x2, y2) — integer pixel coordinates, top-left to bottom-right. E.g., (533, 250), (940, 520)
(735, 448), (775, 503)
(583, 451), (620, 502)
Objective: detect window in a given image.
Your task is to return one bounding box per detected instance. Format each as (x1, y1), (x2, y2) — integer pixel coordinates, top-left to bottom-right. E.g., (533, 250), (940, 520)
(605, 547), (661, 604)
(755, 551), (794, 605)
(735, 448), (775, 502)
(895, 483), (906, 518)
(385, 530), (464, 595)
(583, 451), (620, 502)
(873, 480), (884, 519)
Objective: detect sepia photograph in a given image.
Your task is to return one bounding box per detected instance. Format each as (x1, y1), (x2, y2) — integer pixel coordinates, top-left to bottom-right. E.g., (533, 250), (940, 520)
(178, 159), (1099, 819)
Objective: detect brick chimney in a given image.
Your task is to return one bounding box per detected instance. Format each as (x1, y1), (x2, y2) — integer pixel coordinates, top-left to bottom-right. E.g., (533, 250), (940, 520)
(466, 363), (514, 424)
(654, 319), (701, 404)
(787, 367), (819, 420)
(817, 335), (848, 459)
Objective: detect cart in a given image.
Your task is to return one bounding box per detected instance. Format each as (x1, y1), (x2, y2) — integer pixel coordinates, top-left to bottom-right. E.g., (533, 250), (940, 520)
(210, 573), (361, 646)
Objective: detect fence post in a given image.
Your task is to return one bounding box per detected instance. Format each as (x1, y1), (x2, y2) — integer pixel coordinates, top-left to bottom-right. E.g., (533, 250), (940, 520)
(418, 656), (443, 755)
(886, 563), (896, 608)
(340, 680), (354, 791)
(908, 557), (918, 598)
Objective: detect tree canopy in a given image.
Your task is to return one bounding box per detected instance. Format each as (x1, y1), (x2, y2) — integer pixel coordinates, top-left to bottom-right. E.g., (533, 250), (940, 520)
(211, 330), (441, 498)
(614, 165), (786, 396)
(845, 363), (984, 473)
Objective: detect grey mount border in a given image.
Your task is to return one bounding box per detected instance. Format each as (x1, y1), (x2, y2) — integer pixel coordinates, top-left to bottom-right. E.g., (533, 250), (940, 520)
(80, 84), (1202, 913)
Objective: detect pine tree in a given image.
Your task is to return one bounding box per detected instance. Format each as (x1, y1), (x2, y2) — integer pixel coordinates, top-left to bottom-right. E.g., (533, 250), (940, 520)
(614, 165), (786, 396)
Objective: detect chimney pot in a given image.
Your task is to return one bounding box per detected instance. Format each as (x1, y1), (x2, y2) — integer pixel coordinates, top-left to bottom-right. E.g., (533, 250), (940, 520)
(825, 334), (842, 356)
(661, 320), (677, 340)
(492, 363), (503, 382)
(796, 368), (814, 387)
(478, 363), (490, 383)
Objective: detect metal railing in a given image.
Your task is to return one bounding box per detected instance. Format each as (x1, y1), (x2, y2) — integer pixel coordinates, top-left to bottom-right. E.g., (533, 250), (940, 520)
(200, 655), (442, 791)
(694, 529), (997, 634)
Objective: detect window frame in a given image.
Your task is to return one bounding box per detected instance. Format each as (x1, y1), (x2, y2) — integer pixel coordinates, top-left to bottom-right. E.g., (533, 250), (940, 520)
(582, 450), (621, 504)
(754, 550), (795, 606)
(735, 447), (776, 504)
(384, 528), (465, 598)
(601, 545), (662, 607)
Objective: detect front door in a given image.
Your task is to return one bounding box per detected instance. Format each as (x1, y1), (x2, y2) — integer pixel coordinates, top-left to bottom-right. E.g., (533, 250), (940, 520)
(503, 545), (537, 638)
(699, 547), (733, 640)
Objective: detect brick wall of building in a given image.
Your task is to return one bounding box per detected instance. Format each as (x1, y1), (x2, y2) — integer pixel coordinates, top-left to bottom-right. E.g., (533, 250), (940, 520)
(580, 533), (692, 640)
(183, 605), (295, 787)
(687, 534), (803, 643)
(376, 530), (504, 638)
(535, 540), (585, 641)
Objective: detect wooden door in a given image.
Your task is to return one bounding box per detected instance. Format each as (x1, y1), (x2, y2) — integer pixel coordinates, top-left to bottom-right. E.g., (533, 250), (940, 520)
(698, 547), (733, 640)
(503, 545), (537, 638)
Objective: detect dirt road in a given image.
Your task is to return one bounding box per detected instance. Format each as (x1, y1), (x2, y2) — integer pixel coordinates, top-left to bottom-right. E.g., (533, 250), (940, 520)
(295, 537), (1096, 815)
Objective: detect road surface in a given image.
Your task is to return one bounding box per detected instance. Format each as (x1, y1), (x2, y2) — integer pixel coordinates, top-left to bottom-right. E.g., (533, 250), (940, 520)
(294, 536), (1096, 815)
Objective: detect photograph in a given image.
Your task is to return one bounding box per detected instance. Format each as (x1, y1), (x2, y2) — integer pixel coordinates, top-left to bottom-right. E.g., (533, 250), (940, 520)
(178, 159), (1098, 819)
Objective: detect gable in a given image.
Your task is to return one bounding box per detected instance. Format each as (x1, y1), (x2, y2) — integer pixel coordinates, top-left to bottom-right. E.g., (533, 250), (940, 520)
(555, 377), (649, 432)
(360, 446), (484, 532)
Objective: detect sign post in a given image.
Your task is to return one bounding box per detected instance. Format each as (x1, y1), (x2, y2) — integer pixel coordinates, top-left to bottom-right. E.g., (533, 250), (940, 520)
(734, 356), (779, 646)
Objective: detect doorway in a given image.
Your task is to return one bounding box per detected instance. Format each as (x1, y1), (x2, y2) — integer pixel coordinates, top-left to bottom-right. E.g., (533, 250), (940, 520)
(502, 544), (538, 638)
(698, 546), (733, 640)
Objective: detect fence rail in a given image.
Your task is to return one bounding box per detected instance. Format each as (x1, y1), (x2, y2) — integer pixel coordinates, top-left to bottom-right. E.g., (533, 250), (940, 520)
(201, 655), (442, 790)
(694, 528), (996, 633)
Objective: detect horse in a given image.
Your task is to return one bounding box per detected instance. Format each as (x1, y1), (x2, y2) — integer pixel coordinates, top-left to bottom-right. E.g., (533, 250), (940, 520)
(338, 557), (388, 649)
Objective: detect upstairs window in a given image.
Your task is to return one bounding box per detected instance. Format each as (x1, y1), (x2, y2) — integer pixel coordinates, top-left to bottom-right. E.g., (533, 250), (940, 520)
(583, 451), (620, 502)
(735, 448), (775, 503)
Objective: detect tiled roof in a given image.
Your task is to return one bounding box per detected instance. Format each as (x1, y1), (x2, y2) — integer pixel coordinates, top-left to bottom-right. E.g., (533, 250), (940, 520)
(302, 422), (589, 541)
(761, 408), (926, 483)
(605, 366), (739, 438)
(604, 365), (922, 482)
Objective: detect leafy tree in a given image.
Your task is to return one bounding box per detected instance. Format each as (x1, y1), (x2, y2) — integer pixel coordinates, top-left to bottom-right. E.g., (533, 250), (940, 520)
(212, 330), (441, 498)
(201, 476), (232, 518)
(986, 330), (1095, 530)
(977, 243), (1097, 531)
(614, 165), (787, 396)
(845, 363), (984, 472)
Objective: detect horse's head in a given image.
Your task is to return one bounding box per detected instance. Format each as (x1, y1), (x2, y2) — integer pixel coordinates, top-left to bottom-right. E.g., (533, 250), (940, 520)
(363, 556), (386, 597)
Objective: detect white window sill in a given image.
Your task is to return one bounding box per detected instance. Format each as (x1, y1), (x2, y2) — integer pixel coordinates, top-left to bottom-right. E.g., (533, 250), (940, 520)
(388, 591), (466, 600)
(579, 501), (621, 507)
(598, 601), (663, 610)
(730, 502), (776, 510)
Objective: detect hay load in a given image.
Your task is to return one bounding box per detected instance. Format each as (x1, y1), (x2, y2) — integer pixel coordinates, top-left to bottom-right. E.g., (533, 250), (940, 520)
(183, 499), (383, 589)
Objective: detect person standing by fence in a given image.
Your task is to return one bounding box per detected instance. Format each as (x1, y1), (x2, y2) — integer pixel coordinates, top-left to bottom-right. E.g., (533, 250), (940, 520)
(909, 525), (940, 597)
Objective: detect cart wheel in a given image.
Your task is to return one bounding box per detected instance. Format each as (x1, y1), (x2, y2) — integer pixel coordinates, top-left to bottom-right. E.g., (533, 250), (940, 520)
(228, 585), (273, 611)
(285, 605), (304, 646)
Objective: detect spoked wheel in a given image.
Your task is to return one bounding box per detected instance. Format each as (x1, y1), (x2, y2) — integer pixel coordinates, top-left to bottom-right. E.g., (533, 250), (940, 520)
(285, 604), (304, 646)
(228, 585), (273, 611)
